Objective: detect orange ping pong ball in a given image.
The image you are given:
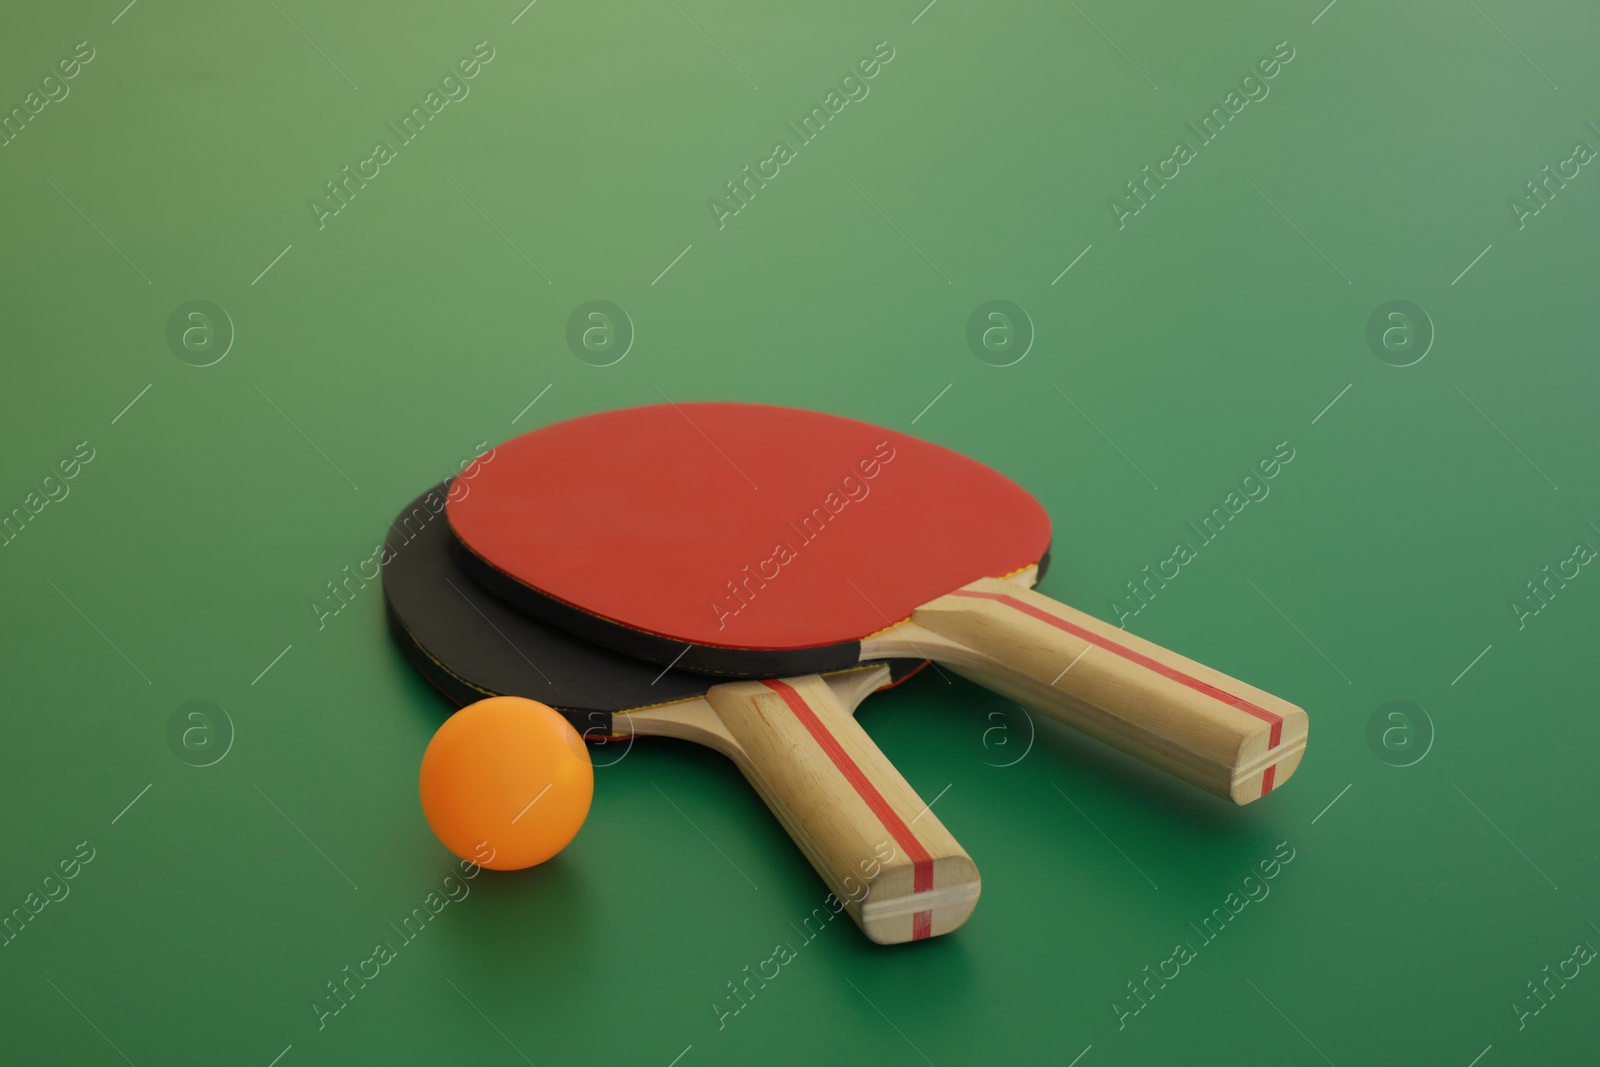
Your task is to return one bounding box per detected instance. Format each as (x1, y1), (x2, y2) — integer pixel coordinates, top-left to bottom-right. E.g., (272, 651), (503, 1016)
(419, 697), (593, 870)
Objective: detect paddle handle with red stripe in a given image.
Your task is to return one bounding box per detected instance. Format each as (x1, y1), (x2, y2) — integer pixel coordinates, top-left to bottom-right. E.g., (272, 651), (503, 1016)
(874, 578), (1308, 804)
(702, 674), (980, 945)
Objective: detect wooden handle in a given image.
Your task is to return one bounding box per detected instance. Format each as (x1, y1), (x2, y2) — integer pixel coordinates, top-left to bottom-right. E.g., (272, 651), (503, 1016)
(882, 578), (1307, 804)
(701, 673), (980, 944)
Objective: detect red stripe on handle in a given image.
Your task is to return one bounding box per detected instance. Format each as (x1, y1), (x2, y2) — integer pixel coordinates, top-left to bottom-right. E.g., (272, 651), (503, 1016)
(949, 590), (1283, 748)
(1261, 764), (1276, 796)
(760, 679), (935, 935)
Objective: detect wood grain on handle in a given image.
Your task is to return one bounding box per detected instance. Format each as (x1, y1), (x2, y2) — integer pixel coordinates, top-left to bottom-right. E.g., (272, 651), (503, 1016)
(696, 673), (979, 944)
(862, 577), (1308, 804)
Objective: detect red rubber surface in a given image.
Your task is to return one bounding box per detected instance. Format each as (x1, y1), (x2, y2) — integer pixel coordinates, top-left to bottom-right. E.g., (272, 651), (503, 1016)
(448, 403), (1050, 650)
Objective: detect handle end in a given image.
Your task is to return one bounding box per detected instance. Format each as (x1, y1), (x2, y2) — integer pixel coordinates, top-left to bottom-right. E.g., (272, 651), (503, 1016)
(856, 855), (981, 944)
(1231, 705), (1307, 804)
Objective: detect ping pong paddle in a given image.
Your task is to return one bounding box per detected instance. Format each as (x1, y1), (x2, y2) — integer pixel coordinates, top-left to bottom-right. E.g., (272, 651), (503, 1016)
(383, 483), (978, 944)
(447, 403), (1308, 805)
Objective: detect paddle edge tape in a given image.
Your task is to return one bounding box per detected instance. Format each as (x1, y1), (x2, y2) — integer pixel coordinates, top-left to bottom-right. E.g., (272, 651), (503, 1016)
(449, 532), (864, 677)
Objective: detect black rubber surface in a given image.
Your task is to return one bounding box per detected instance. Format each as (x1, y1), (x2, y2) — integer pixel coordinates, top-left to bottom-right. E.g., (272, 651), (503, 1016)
(382, 483), (712, 736)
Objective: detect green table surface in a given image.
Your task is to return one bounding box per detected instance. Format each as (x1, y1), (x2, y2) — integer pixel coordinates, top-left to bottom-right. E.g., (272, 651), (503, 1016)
(3, 0), (1597, 1063)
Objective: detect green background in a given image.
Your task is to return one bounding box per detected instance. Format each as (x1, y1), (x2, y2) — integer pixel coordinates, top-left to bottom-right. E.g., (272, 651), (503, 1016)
(2, 0), (1596, 1063)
